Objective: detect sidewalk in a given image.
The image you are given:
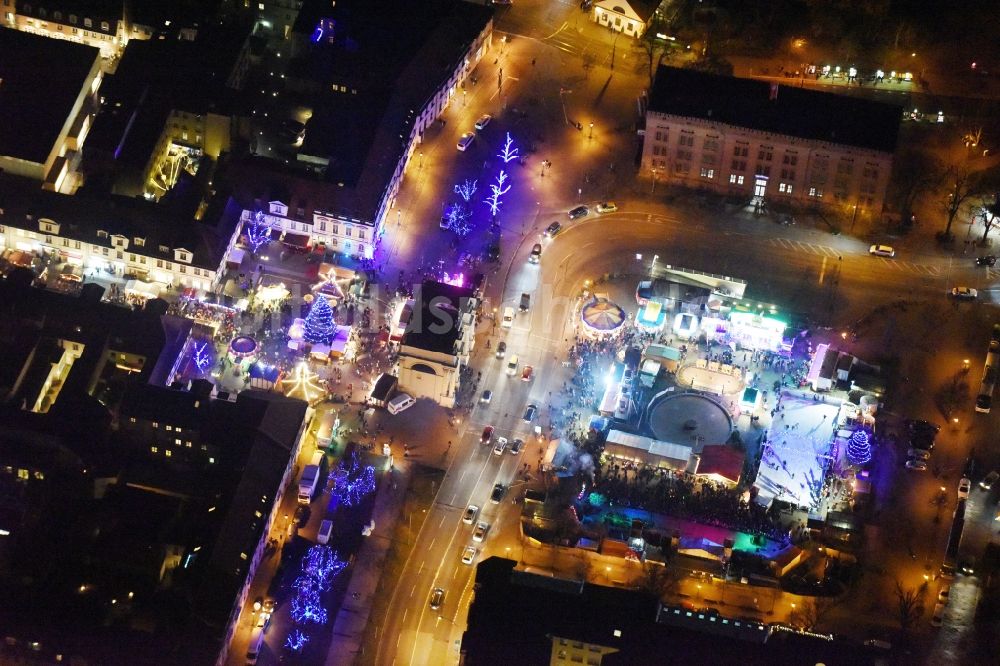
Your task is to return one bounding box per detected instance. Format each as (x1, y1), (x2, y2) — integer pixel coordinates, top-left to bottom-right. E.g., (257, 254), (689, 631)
(325, 462), (412, 666)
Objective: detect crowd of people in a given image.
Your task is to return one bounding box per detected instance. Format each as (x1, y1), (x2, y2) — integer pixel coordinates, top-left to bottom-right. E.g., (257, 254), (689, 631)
(590, 462), (789, 544)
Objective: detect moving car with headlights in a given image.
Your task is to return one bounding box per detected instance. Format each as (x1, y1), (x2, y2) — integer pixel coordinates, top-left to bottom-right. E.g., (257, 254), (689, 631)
(496, 340), (506, 358)
(521, 365), (534, 381)
(980, 470), (999, 490)
(544, 221), (562, 238)
(869, 244), (895, 257)
(493, 436), (508, 456)
(457, 132), (475, 151)
(950, 286), (978, 300)
(490, 483), (506, 503)
(481, 426), (494, 444)
(958, 477), (971, 499)
(529, 243), (542, 263)
(430, 587), (445, 610)
(510, 438), (524, 455)
(523, 404), (537, 422)
(463, 504), (479, 524)
(473, 521), (489, 542)
(595, 201), (618, 213)
(905, 459), (928, 471)
(480, 390), (493, 404)
(568, 205), (589, 219)
(977, 255), (997, 266)
(461, 546), (477, 565)
(474, 114), (492, 131)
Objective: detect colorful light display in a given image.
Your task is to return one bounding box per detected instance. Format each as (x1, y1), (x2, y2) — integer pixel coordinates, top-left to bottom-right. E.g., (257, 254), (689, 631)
(484, 170), (510, 216)
(453, 178), (478, 202)
(285, 629), (310, 652)
(847, 429), (872, 466)
(245, 210), (273, 254)
(193, 342), (211, 372)
(497, 132), (519, 164)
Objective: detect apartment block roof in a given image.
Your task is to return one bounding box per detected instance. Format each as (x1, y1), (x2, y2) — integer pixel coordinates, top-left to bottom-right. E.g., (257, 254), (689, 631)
(0, 27), (100, 164)
(648, 66), (901, 153)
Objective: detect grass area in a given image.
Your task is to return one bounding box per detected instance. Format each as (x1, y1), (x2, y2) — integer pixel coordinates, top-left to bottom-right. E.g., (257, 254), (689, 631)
(355, 464), (443, 666)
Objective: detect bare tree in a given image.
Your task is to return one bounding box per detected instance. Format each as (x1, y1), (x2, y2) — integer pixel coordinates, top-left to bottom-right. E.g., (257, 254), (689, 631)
(941, 166), (980, 239)
(635, 562), (680, 599)
(894, 580), (925, 631)
(634, 18), (673, 86)
(790, 596), (840, 631)
(979, 193), (1000, 245)
(889, 146), (944, 221)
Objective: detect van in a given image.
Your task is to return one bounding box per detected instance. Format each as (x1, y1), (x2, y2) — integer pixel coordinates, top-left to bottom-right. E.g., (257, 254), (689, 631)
(387, 393), (415, 414)
(318, 519), (333, 545)
(501, 306), (515, 328)
(246, 625), (265, 664)
(506, 355), (519, 375)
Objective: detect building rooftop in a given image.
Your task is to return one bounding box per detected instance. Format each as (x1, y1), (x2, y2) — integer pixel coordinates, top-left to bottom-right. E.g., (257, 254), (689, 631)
(0, 27), (100, 164)
(401, 280), (476, 355)
(648, 66), (901, 153)
(464, 557), (882, 665)
(0, 173), (242, 270)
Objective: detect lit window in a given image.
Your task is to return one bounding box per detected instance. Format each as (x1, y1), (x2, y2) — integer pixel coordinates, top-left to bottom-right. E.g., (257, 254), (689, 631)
(151, 447), (158, 453)
(165, 450), (172, 457)
(130, 417), (136, 423)
(186, 441), (192, 448)
(258, 2), (265, 9)
(209, 457), (215, 464)
(165, 425), (172, 431)
(729, 174), (737, 183)
(175, 439), (182, 445)
(18, 469), (29, 480)
(737, 176), (744, 185)
(152, 422), (158, 428)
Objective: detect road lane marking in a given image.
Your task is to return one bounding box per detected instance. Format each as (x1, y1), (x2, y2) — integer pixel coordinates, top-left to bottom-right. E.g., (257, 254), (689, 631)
(410, 584), (416, 598)
(818, 256), (827, 285)
(429, 538), (435, 550)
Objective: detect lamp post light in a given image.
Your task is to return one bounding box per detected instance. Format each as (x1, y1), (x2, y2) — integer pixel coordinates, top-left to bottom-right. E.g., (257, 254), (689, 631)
(589, 122), (594, 140)
(419, 151), (424, 169)
(463, 89), (467, 107)
(650, 254), (659, 276)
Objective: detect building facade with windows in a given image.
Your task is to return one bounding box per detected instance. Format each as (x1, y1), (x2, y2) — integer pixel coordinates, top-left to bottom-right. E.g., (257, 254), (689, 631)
(592, 0), (659, 38)
(0, 174), (242, 293)
(642, 66), (901, 217)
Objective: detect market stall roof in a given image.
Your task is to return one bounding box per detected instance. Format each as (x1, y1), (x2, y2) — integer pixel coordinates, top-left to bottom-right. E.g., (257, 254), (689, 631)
(282, 232), (310, 248)
(695, 444), (745, 485)
(124, 279), (161, 298)
(227, 247), (245, 266)
(580, 297), (626, 332)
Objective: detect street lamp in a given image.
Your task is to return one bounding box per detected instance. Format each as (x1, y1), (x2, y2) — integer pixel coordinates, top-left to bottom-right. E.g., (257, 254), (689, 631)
(589, 122), (594, 140)
(419, 151), (424, 169)
(650, 254), (659, 276)
(463, 89), (467, 107)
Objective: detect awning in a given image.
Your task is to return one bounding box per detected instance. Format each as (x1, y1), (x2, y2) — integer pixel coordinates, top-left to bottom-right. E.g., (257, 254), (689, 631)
(282, 232), (310, 248)
(123, 279), (161, 299)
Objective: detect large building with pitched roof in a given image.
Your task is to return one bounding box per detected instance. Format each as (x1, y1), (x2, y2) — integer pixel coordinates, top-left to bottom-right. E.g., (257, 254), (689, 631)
(641, 66), (901, 219)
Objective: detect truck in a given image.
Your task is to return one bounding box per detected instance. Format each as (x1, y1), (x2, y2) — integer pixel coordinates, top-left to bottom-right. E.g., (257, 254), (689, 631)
(298, 451), (325, 504)
(315, 411), (336, 449)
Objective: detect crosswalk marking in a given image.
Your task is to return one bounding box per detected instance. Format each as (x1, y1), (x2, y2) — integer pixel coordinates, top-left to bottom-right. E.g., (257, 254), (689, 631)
(767, 237), (940, 275)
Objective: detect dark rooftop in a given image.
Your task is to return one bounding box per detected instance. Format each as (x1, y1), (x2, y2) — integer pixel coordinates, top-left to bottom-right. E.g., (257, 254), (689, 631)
(0, 173), (242, 269)
(401, 280), (475, 355)
(648, 66), (902, 154)
(463, 557), (884, 666)
(0, 27), (100, 164)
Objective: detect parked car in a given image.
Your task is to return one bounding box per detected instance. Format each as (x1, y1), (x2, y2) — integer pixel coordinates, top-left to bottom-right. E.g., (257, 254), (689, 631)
(931, 602), (945, 627)
(480, 390), (493, 404)
(905, 459), (928, 471)
(490, 483), (506, 503)
(950, 286), (978, 300)
(544, 221), (562, 238)
(430, 587), (445, 610)
(595, 201), (618, 213)
(510, 438), (524, 455)
(463, 505), (479, 524)
(472, 521), (489, 543)
(523, 404), (537, 422)
(481, 425), (494, 444)
(461, 545), (477, 565)
(521, 365), (534, 381)
(869, 244), (896, 257)
(976, 255), (996, 266)
(568, 205), (589, 219)
(958, 477), (972, 499)
(456, 132), (475, 151)
(529, 243), (542, 263)
(937, 585), (950, 604)
(474, 114), (492, 131)
(980, 470), (999, 490)
(907, 448), (931, 461)
(493, 436), (508, 456)
(496, 341), (507, 358)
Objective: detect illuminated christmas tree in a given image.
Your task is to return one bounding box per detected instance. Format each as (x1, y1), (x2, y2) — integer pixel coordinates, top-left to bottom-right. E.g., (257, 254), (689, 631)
(846, 429), (872, 466)
(303, 296), (336, 345)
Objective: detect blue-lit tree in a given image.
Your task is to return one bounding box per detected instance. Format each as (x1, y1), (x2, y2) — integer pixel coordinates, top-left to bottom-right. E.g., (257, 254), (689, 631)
(444, 203), (473, 236)
(303, 296), (336, 345)
(244, 210), (273, 254)
(343, 466), (376, 507)
(302, 545), (349, 590)
(483, 170), (511, 217)
(454, 179), (478, 202)
(847, 429), (872, 466)
(193, 342), (211, 372)
(285, 629), (310, 652)
(497, 132), (519, 164)
(290, 578), (328, 626)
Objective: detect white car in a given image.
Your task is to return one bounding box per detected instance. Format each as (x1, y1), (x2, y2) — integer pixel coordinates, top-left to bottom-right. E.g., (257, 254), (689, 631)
(905, 459), (928, 471)
(480, 390), (493, 404)
(461, 546), (477, 565)
(474, 114), (492, 131)
(958, 477), (971, 499)
(595, 201), (618, 214)
(457, 132), (475, 151)
(950, 286), (978, 300)
(463, 504), (479, 524)
(981, 470), (999, 490)
(493, 436), (508, 456)
(472, 521), (489, 543)
(869, 244), (895, 257)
